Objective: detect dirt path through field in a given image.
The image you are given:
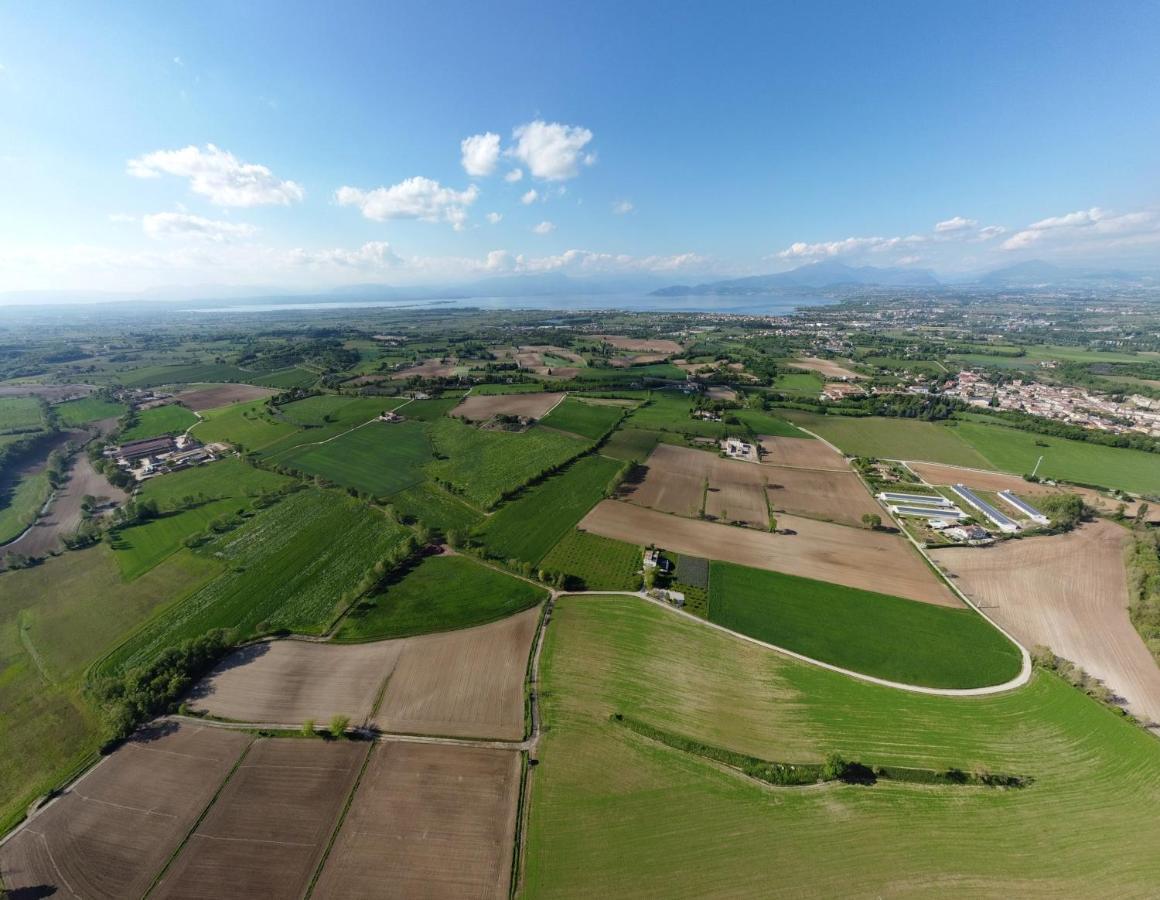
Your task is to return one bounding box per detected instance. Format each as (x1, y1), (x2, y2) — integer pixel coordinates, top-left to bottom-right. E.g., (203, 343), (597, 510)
(931, 520), (1160, 729)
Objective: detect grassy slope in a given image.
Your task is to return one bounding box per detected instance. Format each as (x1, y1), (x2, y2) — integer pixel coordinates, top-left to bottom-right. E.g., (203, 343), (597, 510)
(53, 396), (127, 426)
(539, 398), (623, 440)
(709, 561), (1022, 688)
(522, 596), (1160, 898)
(0, 469), (51, 544)
(734, 409), (811, 438)
(119, 404), (200, 440)
(271, 421), (432, 497)
(600, 427), (662, 461)
(0, 545), (218, 832)
(191, 399), (299, 451)
(426, 418), (590, 510)
(102, 489), (409, 673)
(333, 554), (547, 640)
(539, 529), (642, 590)
(390, 481), (484, 533)
(476, 454), (623, 564)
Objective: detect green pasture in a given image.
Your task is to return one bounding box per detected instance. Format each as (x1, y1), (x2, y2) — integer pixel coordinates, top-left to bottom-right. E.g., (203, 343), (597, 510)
(118, 404), (199, 441)
(540, 529), (642, 590)
(0, 397), (45, 433)
(627, 393), (728, 438)
(53, 396), (126, 426)
(733, 408), (810, 438)
(389, 481), (484, 533)
(780, 410), (991, 467)
(600, 427), (662, 461)
(539, 398), (624, 440)
(192, 399), (299, 451)
(271, 421), (432, 498)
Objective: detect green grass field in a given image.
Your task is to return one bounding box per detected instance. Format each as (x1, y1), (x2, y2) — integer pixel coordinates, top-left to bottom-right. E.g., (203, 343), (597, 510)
(136, 456), (290, 508)
(708, 562), (1021, 688)
(772, 371), (823, 396)
(333, 553), (547, 641)
(781, 410), (992, 466)
(626, 393), (729, 438)
(275, 393), (362, 425)
(734, 409), (811, 438)
(389, 481), (484, 533)
(521, 596), (1160, 897)
(270, 421), (432, 497)
(476, 455), (623, 564)
(572, 363), (686, 382)
(0, 397), (45, 433)
(539, 398), (624, 440)
(539, 529), (642, 590)
(53, 395), (126, 426)
(249, 366), (318, 388)
(117, 363), (255, 387)
(0, 469), (51, 544)
(427, 418), (590, 509)
(118, 403), (199, 440)
(102, 489), (409, 673)
(600, 427), (662, 461)
(0, 545), (218, 833)
(191, 399), (300, 451)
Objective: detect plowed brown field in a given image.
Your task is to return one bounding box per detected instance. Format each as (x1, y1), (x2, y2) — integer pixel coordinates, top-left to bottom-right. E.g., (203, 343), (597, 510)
(311, 742), (521, 900)
(154, 739), (366, 899)
(765, 467), (883, 526)
(374, 606), (539, 740)
(175, 384), (276, 411)
(453, 391), (565, 422)
(786, 357), (864, 379)
(597, 335), (683, 353)
(931, 520), (1160, 727)
(0, 723), (250, 900)
(580, 500), (960, 607)
(758, 434), (847, 469)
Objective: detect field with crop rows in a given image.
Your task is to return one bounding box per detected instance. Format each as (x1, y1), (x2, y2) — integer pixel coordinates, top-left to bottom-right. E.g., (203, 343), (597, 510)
(539, 528), (642, 590)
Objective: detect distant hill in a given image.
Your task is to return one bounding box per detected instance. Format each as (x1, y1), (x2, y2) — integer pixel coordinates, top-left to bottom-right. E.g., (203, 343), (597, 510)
(973, 259), (1157, 288)
(652, 261), (940, 296)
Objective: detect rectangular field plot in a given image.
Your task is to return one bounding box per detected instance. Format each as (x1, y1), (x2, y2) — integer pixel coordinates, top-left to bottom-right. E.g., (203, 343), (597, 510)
(312, 742), (521, 900)
(624, 444), (770, 527)
(580, 500), (960, 607)
(154, 739), (367, 900)
(538, 397), (625, 439)
(764, 467), (881, 526)
(189, 639), (403, 725)
(452, 391), (565, 422)
(374, 605), (540, 740)
(0, 723), (250, 900)
(270, 420), (432, 498)
(757, 434), (845, 469)
(540, 528), (642, 590)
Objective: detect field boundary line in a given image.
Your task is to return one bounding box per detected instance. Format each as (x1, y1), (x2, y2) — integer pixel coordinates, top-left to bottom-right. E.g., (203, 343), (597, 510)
(303, 740), (375, 899)
(563, 591), (1031, 697)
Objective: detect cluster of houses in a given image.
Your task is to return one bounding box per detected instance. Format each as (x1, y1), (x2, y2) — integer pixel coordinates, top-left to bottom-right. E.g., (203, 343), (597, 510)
(105, 433), (219, 481)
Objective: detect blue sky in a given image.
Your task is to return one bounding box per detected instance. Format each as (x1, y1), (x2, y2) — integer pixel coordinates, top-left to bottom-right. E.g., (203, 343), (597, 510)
(1, 1), (1158, 294)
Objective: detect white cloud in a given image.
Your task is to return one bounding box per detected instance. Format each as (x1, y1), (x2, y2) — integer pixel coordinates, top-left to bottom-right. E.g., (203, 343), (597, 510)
(777, 234), (925, 260)
(486, 212), (503, 224)
(895, 255), (923, 266)
(142, 211), (257, 242)
(504, 168), (524, 183)
(532, 220), (556, 235)
(520, 188), (539, 205)
(335, 177), (479, 230)
(934, 216), (977, 233)
(1002, 207), (1160, 251)
(290, 241), (402, 269)
(975, 224), (1006, 241)
(127, 144), (304, 207)
(509, 120), (594, 181)
(460, 132), (501, 176)
(612, 200), (634, 215)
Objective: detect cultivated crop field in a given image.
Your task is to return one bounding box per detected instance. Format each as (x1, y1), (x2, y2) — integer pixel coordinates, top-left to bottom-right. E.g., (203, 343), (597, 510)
(390, 480), (484, 532)
(932, 520), (1160, 726)
(539, 397), (625, 439)
(757, 433), (843, 468)
(580, 500), (960, 605)
(104, 490), (408, 673)
(53, 395), (127, 426)
(154, 739), (367, 899)
(119, 404), (198, 439)
(624, 444), (771, 527)
(540, 528), (642, 590)
(270, 420), (432, 498)
(781, 410), (992, 467)
(427, 417), (590, 509)
(626, 393), (728, 438)
(733, 409), (809, 438)
(600, 426), (661, 461)
(0, 722), (251, 899)
(598, 335), (683, 354)
(521, 596), (1160, 898)
(174, 383), (275, 411)
(764, 466), (882, 526)
(785, 356), (865, 379)
(313, 742), (522, 899)
(191, 398), (299, 451)
(0, 396), (45, 433)
(452, 390), (565, 422)
(373, 605), (540, 740)
(708, 561), (1022, 687)
(477, 454), (624, 564)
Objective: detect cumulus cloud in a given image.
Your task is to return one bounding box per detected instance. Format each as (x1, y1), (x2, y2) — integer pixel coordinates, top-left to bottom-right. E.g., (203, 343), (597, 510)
(460, 132), (501, 176)
(612, 200), (634, 215)
(290, 241), (402, 269)
(509, 120), (594, 180)
(504, 168), (524, 183)
(777, 234), (925, 260)
(486, 212), (502, 224)
(520, 188), (539, 205)
(975, 224), (1006, 241)
(127, 144), (304, 207)
(934, 216), (977, 233)
(1002, 207), (1160, 251)
(142, 211), (257, 242)
(335, 177), (479, 230)
(532, 220), (556, 235)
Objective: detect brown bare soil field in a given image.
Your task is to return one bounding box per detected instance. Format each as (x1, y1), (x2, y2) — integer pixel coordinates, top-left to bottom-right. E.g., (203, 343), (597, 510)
(175, 384), (277, 411)
(0, 383), (93, 400)
(189, 639), (402, 725)
(453, 391), (565, 422)
(706, 385), (737, 401)
(786, 356), (865, 379)
(344, 373), (387, 386)
(513, 345), (585, 372)
(0, 723), (250, 900)
(312, 742), (521, 900)
(758, 434), (848, 470)
(932, 520), (1160, 726)
(581, 500), (960, 606)
(374, 606), (540, 740)
(390, 358), (459, 380)
(765, 467), (883, 526)
(907, 461), (1160, 523)
(610, 352), (669, 367)
(674, 359), (722, 374)
(597, 335), (683, 354)
(154, 739), (367, 900)
(624, 444), (768, 528)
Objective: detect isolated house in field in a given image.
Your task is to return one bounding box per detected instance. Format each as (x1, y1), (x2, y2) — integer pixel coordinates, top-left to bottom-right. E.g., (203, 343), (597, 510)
(643, 549), (673, 573)
(724, 438), (753, 458)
